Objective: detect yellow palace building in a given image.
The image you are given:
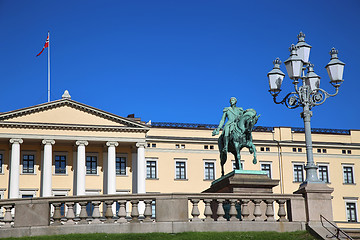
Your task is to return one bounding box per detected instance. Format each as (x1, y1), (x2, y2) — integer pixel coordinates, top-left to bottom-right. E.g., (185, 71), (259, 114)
(0, 91), (359, 228)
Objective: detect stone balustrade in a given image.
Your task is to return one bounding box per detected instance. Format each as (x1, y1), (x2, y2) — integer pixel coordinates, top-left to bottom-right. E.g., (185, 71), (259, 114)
(0, 193), (306, 229)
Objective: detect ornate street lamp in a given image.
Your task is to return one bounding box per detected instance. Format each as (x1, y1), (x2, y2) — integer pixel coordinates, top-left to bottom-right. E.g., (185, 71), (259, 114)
(267, 32), (345, 184)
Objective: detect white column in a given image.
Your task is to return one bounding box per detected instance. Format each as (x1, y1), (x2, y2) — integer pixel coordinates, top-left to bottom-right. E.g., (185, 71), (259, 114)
(75, 141), (88, 196)
(106, 141), (118, 195)
(9, 139), (23, 199)
(136, 142), (146, 194)
(41, 139), (55, 197)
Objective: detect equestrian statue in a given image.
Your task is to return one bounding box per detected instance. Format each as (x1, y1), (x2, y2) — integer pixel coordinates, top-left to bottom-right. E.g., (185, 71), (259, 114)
(212, 97), (260, 176)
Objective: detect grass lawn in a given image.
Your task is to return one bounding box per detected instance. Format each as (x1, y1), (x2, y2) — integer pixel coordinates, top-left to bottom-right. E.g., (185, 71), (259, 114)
(1, 231), (318, 240)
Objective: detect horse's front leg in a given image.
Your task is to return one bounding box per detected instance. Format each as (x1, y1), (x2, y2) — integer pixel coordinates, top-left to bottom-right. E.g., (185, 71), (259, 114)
(251, 144), (257, 164)
(233, 141), (242, 170)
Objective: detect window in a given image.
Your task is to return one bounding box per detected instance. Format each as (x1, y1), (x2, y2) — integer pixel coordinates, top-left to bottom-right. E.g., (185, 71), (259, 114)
(204, 161), (215, 180)
(342, 150), (352, 154)
(0, 153), (2, 173)
(261, 163), (271, 178)
(22, 195), (33, 198)
(232, 160), (244, 170)
(116, 157), (126, 175)
(86, 156), (97, 174)
(210, 145), (214, 150)
(292, 148), (297, 152)
(318, 165), (329, 183)
(317, 148), (327, 153)
(147, 143), (156, 148)
(343, 165), (354, 184)
(260, 147), (264, 151)
(175, 160), (186, 179)
(146, 160), (157, 179)
(346, 202), (358, 222)
(293, 164), (304, 182)
(22, 154), (35, 173)
(266, 147), (270, 152)
(298, 148), (302, 152)
(55, 155), (66, 174)
(204, 145), (209, 149)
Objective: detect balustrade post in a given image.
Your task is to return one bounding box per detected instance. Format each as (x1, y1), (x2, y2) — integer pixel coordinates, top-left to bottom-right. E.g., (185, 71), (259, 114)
(252, 199), (263, 221)
(78, 201), (89, 224)
(203, 199), (213, 222)
(277, 199), (288, 222)
(52, 203), (62, 225)
(117, 200), (127, 223)
(91, 201), (102, 224)
(3, 205), (14, 228)
(131, 200), (140, 222)
(104, 200), (114, 223)
(229, 199), (238, 221)
(190, 199), (201, 222)
(241, 199), (250, 221)
(216, 199), (227, 221)
(65, 202), (75, 225)
(143, 200), (153, 222)
(265, 199), (275, 222)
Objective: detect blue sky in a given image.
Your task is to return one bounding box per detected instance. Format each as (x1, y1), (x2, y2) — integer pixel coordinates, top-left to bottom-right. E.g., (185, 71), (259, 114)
(0, 0), (359, 129)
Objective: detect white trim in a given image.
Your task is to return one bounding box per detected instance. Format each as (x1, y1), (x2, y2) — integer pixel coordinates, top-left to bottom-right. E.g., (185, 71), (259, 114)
(53, 151), (68, 175)
(203, 159), (216, 180)
(116, 153), (128, 176)
(19, 189), (38, 198)
(52, 189), (69, 196)
(317, 162), (330, 183)
(345, 199), (359, 222)
(21, 151), (37, 175)
(145, 157), (158, 179)
(342, 164), (355, 184)
(86, 152), (99, 175)
(85, 189), (101, 195)
(260, 161), (273, 179)
(174, 158), (187, 180)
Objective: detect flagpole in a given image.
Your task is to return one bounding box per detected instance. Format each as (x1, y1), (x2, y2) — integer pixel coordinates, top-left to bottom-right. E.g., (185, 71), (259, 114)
(47, 31), (50, 102)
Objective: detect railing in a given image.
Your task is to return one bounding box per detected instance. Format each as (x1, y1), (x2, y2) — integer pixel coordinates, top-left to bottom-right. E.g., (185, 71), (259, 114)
(0, 193), (305, 228)
(292, 127), (350, 135)
(320, 215), (353, 240)
(150, 122), (274, 132)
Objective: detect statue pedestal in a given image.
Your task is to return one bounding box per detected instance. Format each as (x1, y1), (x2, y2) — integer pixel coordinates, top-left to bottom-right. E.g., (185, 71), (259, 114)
(203, 170), (279, 193)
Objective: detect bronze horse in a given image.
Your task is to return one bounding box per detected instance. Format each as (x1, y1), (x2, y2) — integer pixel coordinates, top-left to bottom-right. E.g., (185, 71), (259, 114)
(218, 109), (260, 176)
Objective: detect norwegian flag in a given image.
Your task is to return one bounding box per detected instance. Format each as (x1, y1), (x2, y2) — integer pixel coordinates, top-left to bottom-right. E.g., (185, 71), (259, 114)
(36, 33), (49, 57)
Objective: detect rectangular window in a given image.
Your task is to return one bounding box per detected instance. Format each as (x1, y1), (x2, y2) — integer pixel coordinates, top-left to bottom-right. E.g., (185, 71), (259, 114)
(346, 202), (358, 222)
(298, 148), (302, 152)
(342, 150), (346, 154)
(261, 163), (271, 178)
(232, 160), (244, 170)
(260, 147), (264, 151)
(317, 149), (321, 153)
(146, 160), (157, 179)
(210, 145), (214, 150)
(0, 154), (2, 173)
(86, 156), (97, 174)
(175, 161), (186, 179)
(23, 155), (35, 173)
(292, 148), (296, 152)
(55, 155), (66, 174)
(348, 150), (352, 154)
(343, 166), (354, 184)
(204, 145), (209, 149)
(266, 147), (270, 152)
(318, 165), (329, 183)
(204, 162), (215, 180)
(116, 157), (126, 175)
(293, 164), (304, 182)
(152, 143), (156, 148)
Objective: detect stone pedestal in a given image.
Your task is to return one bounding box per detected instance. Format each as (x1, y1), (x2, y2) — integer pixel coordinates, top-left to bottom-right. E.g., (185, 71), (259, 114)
(203, 170), (279, 193)
(294, 182), (334, 222)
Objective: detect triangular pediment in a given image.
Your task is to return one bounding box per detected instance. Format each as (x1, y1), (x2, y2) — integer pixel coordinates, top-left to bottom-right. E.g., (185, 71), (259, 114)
(0, 99), (149, 131)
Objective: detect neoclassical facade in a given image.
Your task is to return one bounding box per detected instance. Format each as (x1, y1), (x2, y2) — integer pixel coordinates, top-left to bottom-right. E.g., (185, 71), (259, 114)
(0, 91), (359, 228)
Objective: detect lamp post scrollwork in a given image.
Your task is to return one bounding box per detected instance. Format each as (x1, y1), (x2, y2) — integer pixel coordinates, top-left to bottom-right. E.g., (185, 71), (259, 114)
(267, 32), (345, 184)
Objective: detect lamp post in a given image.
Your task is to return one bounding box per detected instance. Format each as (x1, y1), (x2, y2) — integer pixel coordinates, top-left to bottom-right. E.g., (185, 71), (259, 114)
(267, 32), (345, 184)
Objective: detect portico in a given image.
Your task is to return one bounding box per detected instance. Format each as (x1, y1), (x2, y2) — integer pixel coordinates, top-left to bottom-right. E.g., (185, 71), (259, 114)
(0, 92), (149, 199)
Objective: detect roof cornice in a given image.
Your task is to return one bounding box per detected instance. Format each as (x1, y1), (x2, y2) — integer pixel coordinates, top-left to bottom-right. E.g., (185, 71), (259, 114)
(0, 121), (148, 133)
